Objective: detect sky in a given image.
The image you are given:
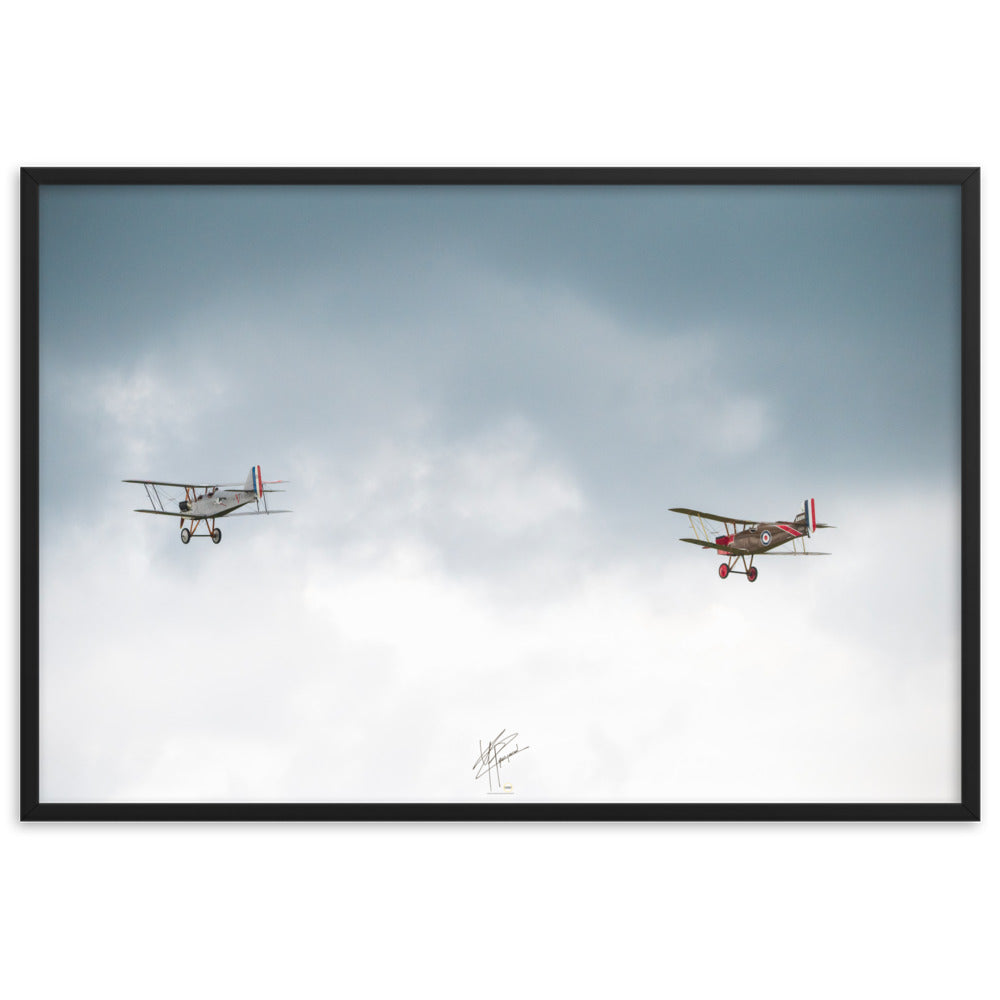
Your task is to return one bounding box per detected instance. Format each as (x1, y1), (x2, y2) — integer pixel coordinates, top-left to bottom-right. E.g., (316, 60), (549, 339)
(37, 183), (963, 803)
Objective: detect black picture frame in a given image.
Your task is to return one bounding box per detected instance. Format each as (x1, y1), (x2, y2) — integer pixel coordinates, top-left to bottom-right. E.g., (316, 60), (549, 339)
(20, 166), (980, 821)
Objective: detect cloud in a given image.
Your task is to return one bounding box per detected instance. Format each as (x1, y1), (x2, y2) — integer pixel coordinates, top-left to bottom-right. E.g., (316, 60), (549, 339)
(42, 359), (233, 508)
(36, 185), (962, 804)
(39, 455), (961, 804)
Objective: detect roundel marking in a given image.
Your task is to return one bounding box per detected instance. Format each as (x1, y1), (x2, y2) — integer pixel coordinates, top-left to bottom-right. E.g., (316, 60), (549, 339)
(760, 530), (772, 547)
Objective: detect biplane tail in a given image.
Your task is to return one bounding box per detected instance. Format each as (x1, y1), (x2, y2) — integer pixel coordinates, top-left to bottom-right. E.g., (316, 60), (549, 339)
(791, 498), (816, 535)
(242, 465), (289, 511)
(244, 465), (265, 500)
(794, 498), (834, 535)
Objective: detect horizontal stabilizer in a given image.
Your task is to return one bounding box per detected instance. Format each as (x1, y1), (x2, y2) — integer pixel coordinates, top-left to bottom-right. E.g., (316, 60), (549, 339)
(134, 509), (190, 518)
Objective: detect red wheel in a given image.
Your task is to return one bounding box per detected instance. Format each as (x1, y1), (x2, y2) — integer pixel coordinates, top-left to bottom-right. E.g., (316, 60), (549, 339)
(747, 566), (758, 582)
(718, 563), (729, 579)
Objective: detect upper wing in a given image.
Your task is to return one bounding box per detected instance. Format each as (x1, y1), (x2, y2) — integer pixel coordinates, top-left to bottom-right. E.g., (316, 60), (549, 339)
(670, 506), (757, 527)
(124, 478), (212, 490)
(679, 537), (751, 555)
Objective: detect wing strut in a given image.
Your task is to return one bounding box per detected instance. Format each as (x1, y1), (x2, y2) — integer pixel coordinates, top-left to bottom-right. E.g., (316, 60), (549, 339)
(143, 483), (166, 512)
(686, 512), (723, 544)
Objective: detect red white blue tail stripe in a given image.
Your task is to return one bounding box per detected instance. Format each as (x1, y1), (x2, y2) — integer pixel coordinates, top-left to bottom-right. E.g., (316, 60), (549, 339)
(801, 497), (817, 536)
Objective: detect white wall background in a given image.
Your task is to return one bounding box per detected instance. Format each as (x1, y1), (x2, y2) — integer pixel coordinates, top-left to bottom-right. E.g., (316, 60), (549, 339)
(3, 3), (995, 997)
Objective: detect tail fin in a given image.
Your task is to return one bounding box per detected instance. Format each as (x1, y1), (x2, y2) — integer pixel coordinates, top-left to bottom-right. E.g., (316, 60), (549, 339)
(243, 465), (264, 500)
(803, 498), (817, 536)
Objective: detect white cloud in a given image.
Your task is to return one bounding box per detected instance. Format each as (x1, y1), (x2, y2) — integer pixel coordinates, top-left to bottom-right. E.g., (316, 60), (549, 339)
(49, 360), (232, 477)
(482, 286), (775, 457)
(39, 474), (961, 804)
(36, 246), (958, 806)
(442, 418), (585, 533)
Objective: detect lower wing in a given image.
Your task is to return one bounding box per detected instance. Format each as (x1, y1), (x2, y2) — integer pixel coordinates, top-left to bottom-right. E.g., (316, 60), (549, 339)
(133, 508), (292, 518)
(679, 537), (751, 555)
(222, 510), (293, 516)
(757, 550), (830, 556)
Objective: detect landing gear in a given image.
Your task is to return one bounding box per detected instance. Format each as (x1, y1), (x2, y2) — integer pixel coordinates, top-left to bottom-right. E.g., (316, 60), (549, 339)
(179, 518), (221, 545)
(719, 555), (757, 581)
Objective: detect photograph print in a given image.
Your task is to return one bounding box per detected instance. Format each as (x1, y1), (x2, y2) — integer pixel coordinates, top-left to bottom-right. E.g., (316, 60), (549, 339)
(23, 169), (979, 819)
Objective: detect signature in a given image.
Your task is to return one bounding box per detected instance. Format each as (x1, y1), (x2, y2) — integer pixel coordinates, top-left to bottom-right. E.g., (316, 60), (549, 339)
(474, 729), (530, 791)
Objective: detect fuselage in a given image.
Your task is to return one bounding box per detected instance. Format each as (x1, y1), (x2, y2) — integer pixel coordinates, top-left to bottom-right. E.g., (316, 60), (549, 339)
(179, 488), (255, 519)
(717, 519), (806, 555)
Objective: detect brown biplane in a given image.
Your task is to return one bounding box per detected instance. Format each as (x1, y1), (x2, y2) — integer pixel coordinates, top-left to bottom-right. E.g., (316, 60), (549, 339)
(671, 499), (832, 581)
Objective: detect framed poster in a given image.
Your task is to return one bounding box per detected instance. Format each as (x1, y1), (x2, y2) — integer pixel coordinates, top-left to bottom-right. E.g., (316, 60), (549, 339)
(20, 168), (980, 820)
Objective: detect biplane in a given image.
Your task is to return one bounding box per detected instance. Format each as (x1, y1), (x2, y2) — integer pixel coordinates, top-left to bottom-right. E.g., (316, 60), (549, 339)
(124, 465), (290, 544)
(670, 499), (832, 581)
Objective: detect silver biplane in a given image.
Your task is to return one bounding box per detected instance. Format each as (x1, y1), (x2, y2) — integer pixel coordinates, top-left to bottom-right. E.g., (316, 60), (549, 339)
(670, 498), (832, 581)
(125, 465), (290, 544)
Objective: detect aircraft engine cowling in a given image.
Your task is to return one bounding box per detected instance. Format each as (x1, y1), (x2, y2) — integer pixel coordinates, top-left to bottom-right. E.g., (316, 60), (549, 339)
(179, 500), (190, 512)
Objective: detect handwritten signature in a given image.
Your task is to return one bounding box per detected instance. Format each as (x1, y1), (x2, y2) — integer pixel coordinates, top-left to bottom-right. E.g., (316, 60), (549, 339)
(474, 729), (530, 791)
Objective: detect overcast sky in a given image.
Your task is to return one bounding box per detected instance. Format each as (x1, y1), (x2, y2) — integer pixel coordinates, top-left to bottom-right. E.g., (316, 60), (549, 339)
(37, 183), (962, 803)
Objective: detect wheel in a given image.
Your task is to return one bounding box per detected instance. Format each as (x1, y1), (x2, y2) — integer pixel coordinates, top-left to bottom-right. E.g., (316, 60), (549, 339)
(180, 528), (190, 544)
(747, 566), (758, 583)
(212, 528), (222, 544)
(718, 563), (729, 579)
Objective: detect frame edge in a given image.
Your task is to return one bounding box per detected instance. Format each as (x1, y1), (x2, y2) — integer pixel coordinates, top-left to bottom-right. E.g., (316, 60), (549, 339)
(959, 168), (981, 819)
(20, 169), (42, 820)
(20, 167), (981, 822)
